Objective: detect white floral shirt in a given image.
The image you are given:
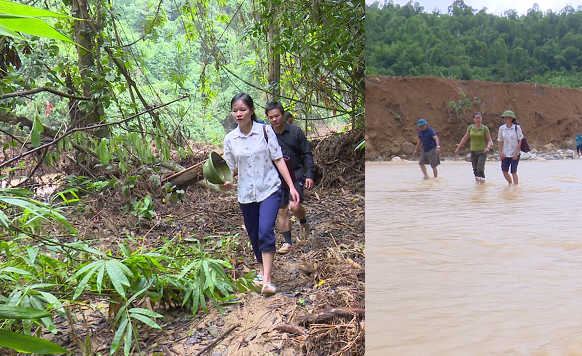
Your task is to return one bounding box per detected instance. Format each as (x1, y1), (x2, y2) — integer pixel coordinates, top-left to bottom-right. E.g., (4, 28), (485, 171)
(498, 123), (524, 157)
(224, 122), (283, 204)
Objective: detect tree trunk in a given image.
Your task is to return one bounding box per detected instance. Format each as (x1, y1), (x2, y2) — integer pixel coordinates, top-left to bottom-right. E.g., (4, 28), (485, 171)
(70, 0), (108, 137)
(267, 2), (280, 102)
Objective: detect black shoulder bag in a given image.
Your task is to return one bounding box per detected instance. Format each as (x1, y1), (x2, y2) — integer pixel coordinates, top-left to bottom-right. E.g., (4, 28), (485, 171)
(515, 124), (531, 153)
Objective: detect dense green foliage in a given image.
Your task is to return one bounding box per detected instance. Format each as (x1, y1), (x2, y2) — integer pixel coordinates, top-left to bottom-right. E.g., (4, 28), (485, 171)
(0, 186), (256, 355)
(366, 0), (582, 87)
(2, 0), (363, 147)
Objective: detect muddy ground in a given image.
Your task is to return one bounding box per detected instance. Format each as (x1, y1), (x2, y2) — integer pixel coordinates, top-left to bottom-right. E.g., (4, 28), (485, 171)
(365, 76), (582, 160)
(2, 129), (364, 355)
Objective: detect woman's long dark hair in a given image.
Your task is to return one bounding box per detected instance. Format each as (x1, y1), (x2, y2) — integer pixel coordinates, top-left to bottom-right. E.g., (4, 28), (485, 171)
(231, 93), (259, 122)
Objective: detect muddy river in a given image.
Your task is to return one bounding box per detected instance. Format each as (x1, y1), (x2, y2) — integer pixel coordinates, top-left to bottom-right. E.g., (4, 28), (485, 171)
(367, 159), (582, 356)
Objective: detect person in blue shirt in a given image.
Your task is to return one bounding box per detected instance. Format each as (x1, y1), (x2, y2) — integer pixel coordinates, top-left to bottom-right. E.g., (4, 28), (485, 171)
(413, 118), (441, 179)
(576, 134), (582, 158)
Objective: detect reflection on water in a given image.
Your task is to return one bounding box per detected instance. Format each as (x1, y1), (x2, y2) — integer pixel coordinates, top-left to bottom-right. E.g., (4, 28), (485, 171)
(366, 160), (582, 356)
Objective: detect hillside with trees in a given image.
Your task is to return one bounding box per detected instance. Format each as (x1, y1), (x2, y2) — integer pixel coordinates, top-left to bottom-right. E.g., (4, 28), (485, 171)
(366, 0), (582, 87)
(0, 0), (364, 354)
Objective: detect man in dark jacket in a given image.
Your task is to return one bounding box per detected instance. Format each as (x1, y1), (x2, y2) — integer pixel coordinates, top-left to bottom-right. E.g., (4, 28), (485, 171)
(265, 102), (315, 254)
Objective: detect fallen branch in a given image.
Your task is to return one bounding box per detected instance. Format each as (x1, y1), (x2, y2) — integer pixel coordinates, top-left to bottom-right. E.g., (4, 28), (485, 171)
(0, 87), (91, 101)
(194, 323), (239, 356)
(274, 324), (308, 336)
(297, 307), (365, 326)
(161, 160), (205, 185)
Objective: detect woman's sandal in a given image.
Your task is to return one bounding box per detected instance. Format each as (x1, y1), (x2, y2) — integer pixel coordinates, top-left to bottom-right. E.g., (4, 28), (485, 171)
(253, 274), (263, 288)
(261, 283), (277, 296)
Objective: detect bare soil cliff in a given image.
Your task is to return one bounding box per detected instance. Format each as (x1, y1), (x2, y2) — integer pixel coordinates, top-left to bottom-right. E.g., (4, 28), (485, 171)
(365, 76), (582, 160)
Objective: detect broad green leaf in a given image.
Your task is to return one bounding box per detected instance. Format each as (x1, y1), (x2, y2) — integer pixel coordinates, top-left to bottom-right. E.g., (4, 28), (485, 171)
(29, 296), (57, 334)
(110, 317), (128, 354)
(64, 242), (105, 256)
(38, 292), (65, 317)
(69, 260), (102, 282)
(199, 287), (207, 312)
(202, 260), (214, 290)
(129, 313), (161, 329)
(0, 21), (23, 39)
(0, 305), (51, 319)
(26, 247), (39, 265)
(178, 261), (196, 279)
(190, 287), (200, 314)
(30, 115), (44, 148)
(7, 290), (22, 305)
(0, 187), (34, 196)
(128, 308), (162, 318)
(114, 286), (149, 324)
(119, 243), (131, 257)
(0, 330), (72, 353)
(110, 259), (134, 278)
(124, 320), (132, 356)
(147, 256), (165, 271)
(13, 19), (75, 41)
(27, 283), (56, 290)
(0, 210), (8, 228)
(214, 279), (231, 297)
(177, 146), (186, 159)
(0, 274), (15, 283)
(72, 264), (101, 300)
(105, 260), (131, 299)
(96, 265), (105, 294)
(1, 197), (46, 211)
(97, 138), (110, 165)
(0, 267), (32, 276)
(0, 0), (72, 18)
(182, 288), (192, 307)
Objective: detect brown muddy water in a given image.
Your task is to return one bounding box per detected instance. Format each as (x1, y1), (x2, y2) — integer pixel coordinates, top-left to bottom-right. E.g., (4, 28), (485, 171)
(366, 159), (582, 356)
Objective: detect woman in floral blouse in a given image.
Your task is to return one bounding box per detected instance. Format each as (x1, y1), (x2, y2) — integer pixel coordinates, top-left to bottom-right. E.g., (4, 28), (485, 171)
(221, 93), (299, 296)
(497, 110), (524, 185)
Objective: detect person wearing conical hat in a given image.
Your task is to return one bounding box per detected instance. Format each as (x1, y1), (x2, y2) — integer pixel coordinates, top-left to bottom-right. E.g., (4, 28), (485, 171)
(413, 118), (441, 179)
(498, 110), (524, 185)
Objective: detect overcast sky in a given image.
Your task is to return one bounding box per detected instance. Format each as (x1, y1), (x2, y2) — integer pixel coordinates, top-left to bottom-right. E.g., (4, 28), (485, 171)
(365, 0), (580, 16)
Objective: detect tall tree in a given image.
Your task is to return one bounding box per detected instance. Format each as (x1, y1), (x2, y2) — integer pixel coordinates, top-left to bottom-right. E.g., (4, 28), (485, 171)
(266, 1), (280, 101)
(70, 0), (108, 137)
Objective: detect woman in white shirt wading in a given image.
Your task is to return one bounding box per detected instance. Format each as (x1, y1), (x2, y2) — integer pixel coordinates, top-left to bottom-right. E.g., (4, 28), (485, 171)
(497, 110), (524, 185)
(221, 93), (300, 296)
